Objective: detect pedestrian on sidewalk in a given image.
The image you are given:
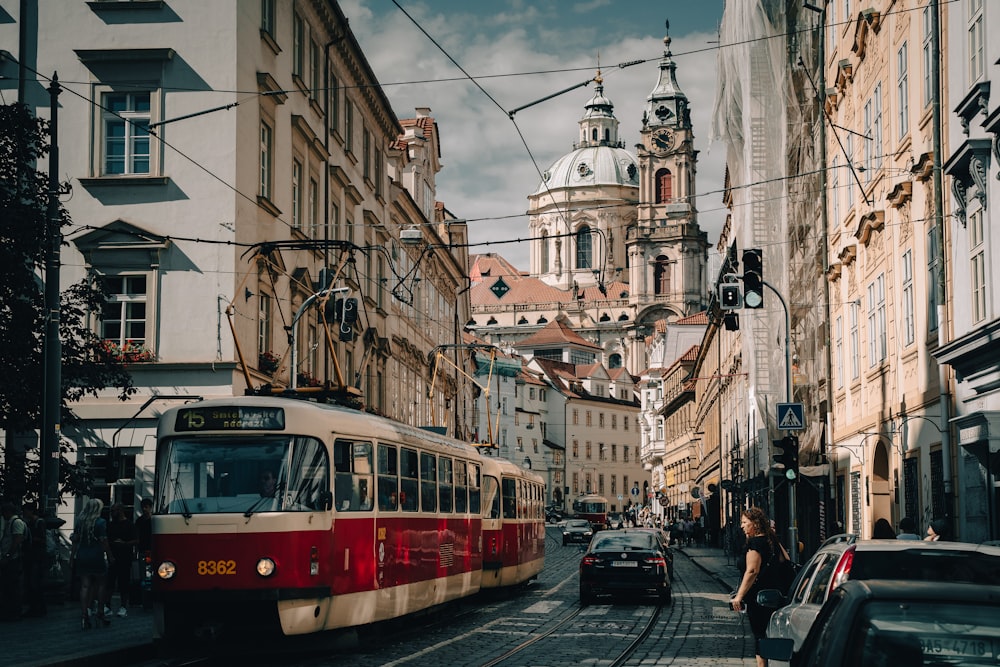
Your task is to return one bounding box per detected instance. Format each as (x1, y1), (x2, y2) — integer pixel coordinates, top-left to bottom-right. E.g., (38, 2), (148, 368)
(71, 498), (114, 629)
(20, 502), (48, 617)
(730, 507), (787, 667)
(106, 503), (137, 617)
(0, 500), (27, 621)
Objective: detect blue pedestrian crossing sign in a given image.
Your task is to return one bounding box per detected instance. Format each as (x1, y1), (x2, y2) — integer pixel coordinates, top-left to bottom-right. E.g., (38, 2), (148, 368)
(777, 403), (805, 430)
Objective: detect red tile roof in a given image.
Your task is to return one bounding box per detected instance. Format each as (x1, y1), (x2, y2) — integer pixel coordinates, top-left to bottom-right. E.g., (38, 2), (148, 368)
(515, 319), (601, 350)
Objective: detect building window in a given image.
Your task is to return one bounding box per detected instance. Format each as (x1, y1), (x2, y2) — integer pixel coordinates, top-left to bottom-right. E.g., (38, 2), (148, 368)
(599, 413), (605, 429)
(927, 227), (940, 332)
(922, 5), (933, 107)
(586, 411), (592, 427)
(970, 208), (987, 323)
(902, 249), (915, 345)
(101, 274), (148, 350)
(872, 83), (882, 172)
(261, 0), (275, 36)
(834, 315), (844, 388)
(374, 143), (383, 198)
(345, 101), (354, 153)
(867, 274), (886, 366)
(846, 135), (855, 208)
(655, 168), (673, 203)
(830, 156), (840, 223)
(329, 72), (340, 135)
(540, 232), (549, 273)
(102, 92), (151, 176)
(609, 353), (622, 368)
(260, 120), (273, 200)
(293, 12), (305, 79)
(623, 447), (629, 463)
(291, 159), (302, 229)
(576, 226), (593, 269)
(897, 42), (909, 139)
(599, 444), (606, 461)
(258, 292), (272, 357)
(611, 444), (617, 462)
(309, 39), (321, 99)
(863, 97), (873, 180)
(849, 300), (860, 380)
(586, 442), (592, 460)
(611, 414), (617, 430)
(573, 409), (579, 425)
(363, 127), (371, 180)
(308, 176), (319, 238)
(654, 255), (671, 295)
(969, 0), (984, 83)
(624, 416), (629, 431)
(572, 440), (579, 458)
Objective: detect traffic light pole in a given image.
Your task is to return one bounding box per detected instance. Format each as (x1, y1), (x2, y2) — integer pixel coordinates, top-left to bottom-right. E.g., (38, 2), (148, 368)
(763, 280), (798, 565)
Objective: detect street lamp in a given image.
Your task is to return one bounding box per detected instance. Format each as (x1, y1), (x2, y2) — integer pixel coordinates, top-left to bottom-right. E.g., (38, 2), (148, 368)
(523, 457), (532, 470)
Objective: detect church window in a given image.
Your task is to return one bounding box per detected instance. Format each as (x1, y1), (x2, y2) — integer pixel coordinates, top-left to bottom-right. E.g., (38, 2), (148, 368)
(618, 312), (629, 321)
(540, 231), (549, 273)
(654, 255), (672, 295)
(487, 317), (497, 325)
(537, 316), (547, 324)
(591, 128), (598, 142)
(518, 316), (528, 325)
(576, 226), (593, 269)
(599, 313), (610, 322)
(604, 129), (610, 143)
(609, 353), (622, 369)
(655, 169), (673, 203)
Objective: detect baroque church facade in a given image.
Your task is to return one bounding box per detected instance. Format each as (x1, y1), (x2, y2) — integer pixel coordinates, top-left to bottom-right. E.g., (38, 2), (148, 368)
(467, 30), (710, 376)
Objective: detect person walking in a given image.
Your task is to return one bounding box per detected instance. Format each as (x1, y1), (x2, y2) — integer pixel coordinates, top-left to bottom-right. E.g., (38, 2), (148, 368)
(20, 502), (48, 617)
(106, 503), (137, 617)
(896, 516), (921, 540)
(0, 500), (27, 621)
(730, 507), (789, 667)
(71, 498), (114, 629)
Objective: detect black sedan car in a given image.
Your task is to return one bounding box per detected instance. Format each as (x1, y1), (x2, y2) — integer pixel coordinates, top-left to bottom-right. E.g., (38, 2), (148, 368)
(579, 530), (671, 605)
(562, 519), (594, 545)
(759, 579), (1000, 666)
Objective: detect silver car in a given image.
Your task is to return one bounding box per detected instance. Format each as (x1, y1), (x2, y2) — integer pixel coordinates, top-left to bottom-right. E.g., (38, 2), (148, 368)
(758, 535), (1000, 665)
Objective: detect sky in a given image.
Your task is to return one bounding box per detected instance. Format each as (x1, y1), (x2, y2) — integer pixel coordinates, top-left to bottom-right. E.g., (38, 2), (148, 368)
(340, 0), (727, 269)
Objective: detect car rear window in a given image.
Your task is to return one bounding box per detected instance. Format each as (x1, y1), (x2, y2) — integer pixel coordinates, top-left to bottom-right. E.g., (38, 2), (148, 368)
(848, 600), (1000, 665)
(851, 549), (1000, 585)
(592, 534), (654, 551)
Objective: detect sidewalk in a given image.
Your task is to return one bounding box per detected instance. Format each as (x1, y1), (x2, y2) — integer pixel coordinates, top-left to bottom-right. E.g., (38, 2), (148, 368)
(2, 547), (743, 667)
(0, 599), (154, 667)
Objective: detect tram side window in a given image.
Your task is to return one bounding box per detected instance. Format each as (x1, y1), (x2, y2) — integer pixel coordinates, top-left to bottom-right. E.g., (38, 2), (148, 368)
(420, 452), (437, 512)
(377, 444), (399, 511)
(454, 460), (468, 513)
(469, 463), (481, 514)
(333, 439), (373, 512)
(400, 447), (419, 512)
(483, 475), (500, 519)
(438, 456), (453, 513)
(502, 478), (517, 519)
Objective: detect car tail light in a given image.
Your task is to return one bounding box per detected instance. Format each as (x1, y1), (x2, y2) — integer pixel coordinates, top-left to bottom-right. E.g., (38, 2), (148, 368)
(645, 556), (666, 567)
(829, 546), (855, 597)
(581, 555), (599, 567)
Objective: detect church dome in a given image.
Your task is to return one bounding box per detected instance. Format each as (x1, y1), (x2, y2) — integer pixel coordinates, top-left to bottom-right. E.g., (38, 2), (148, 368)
(535, 145), (639, 194)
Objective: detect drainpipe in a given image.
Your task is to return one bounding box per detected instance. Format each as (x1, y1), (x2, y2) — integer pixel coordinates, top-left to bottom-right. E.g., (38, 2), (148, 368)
(929, 0), (953, 521)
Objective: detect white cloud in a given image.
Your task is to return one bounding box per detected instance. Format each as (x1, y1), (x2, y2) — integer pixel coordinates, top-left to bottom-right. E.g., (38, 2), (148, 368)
(346, 2), (726, 268)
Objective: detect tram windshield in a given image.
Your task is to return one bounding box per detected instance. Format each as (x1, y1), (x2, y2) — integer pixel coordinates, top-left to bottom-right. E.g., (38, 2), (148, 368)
(155, 435), (330, 515)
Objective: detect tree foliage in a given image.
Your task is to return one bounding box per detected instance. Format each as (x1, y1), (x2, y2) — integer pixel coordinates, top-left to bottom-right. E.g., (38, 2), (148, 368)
(0, 102), (136, 502)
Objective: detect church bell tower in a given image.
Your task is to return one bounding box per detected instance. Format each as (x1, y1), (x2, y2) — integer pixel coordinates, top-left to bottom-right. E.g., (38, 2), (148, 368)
(629, 21), (708, 325)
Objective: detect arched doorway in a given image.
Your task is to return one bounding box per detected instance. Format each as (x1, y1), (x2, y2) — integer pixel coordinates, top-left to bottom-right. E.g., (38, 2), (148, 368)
(871, 440), (892, 537)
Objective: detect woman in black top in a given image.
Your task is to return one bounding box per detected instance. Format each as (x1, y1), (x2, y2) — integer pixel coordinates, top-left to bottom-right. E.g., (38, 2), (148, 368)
(731, 507), (787, 667)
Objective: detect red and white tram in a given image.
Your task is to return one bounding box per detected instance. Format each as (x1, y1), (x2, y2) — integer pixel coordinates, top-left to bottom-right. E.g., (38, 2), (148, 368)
(150, 396), (545, 640)
(572, 493), (609, 531)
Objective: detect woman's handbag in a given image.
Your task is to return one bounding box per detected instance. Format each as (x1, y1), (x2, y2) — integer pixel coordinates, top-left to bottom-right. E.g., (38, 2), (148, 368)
(760, 543), (800, 599)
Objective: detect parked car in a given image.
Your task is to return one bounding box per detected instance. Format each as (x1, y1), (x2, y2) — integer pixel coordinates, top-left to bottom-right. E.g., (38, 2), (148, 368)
(759, 579), (1000, 666)
(606, 512), (624, 529)
(579, 529), (671, 605)
(562, 519), (594, 545)
(758, 535), (1000, 661)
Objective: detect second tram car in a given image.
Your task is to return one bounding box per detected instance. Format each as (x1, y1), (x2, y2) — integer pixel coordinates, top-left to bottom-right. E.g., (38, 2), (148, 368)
(150, 397), (544, 640)
(572, 493), (609, 531)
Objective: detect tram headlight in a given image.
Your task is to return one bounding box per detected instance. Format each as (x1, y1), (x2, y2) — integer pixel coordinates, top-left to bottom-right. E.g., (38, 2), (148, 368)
(256, 557), (276, 577)
(157, 561), (177, 580)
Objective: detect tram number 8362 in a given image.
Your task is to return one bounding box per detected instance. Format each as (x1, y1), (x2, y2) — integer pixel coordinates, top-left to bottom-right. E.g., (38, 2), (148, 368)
(197, 559), (237, 575)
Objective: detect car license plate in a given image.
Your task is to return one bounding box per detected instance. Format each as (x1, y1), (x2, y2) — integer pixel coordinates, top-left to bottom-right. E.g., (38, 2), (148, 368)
(919, 636), (995, 659)
(612, 560), (638, 567)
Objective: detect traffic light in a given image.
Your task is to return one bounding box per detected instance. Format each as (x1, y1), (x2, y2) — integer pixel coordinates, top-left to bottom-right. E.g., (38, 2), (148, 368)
(772, 436), (799, 481)
(719, 283), (742, 310)
(339, 297), (358, 342)
(742, 248), (763, 308)
(723, 312), (739, 331)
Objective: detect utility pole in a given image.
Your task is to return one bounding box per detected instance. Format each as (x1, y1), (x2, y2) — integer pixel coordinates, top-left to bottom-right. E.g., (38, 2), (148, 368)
(41, 74), (62, 523)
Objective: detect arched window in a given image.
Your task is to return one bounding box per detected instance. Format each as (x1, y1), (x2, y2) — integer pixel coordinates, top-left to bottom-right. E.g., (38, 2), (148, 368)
(654, 255), (671, 295)
(576, 226), (593, 269)
(608, 353), (622, 369)
(599, 313), (610, 322)
(618, 312), (629, 321)
(536, 316), (548, 324)
(604, 128), (610, 142)
(655, 168), (673, 203)
(540, 231), (549, 273)
(487, 317), (498, 325)
(591, 128), (598, 141)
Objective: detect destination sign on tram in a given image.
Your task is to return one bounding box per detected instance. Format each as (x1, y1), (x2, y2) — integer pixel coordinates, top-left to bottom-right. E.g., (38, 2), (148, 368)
(175, 406), (286, 431)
